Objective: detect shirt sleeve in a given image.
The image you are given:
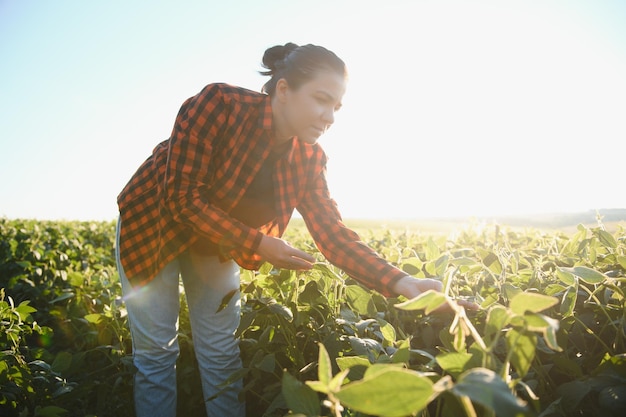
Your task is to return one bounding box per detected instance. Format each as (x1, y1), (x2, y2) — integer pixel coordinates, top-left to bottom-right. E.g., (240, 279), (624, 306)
(163, 84), (264, 256)
(297, 164), (407, 297)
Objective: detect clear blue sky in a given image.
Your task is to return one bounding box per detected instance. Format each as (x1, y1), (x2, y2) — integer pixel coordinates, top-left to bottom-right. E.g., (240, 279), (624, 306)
(2, 0), (625, 221)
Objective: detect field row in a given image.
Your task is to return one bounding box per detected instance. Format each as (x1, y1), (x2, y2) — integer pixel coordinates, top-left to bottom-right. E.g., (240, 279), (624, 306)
(1, 218), (625, 416)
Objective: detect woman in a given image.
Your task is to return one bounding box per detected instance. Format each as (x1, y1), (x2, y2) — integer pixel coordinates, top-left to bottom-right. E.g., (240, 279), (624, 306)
(116, 42), (460, 417)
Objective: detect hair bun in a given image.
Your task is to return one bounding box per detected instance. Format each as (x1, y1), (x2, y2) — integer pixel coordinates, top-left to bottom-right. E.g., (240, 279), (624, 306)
(260, 42), (299, 75)
(259, 42), (346, 95)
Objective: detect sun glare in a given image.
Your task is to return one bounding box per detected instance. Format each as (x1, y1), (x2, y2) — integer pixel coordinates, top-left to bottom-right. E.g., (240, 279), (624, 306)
(1, 0), (624, 221)
(321, 1), (626, 219)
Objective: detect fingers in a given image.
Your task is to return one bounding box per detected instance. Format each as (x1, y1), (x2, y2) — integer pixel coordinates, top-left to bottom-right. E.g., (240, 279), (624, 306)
(287, 257), (314, 270)
(288, 246), (316, 264)
(420, 278), (443, 293)
(270, 242), (312, 270)
(278, 245), (314, 270)
(257, 235), (314, 270)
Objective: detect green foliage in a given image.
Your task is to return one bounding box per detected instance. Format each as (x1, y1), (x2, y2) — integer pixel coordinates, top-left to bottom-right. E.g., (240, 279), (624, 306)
(0, 219), (132, 417)
(1, 218), (625, 416)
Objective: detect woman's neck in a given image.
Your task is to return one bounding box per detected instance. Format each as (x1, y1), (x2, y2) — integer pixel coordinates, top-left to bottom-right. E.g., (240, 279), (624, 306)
(270, 96), (294, 146)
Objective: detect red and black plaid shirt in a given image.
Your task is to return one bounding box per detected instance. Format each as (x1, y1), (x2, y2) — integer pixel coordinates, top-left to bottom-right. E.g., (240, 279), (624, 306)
(117, 83), (406, 296)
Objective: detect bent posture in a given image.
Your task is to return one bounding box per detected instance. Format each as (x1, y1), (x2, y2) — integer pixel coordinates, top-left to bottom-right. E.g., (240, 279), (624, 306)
(116, 42), (458, 417)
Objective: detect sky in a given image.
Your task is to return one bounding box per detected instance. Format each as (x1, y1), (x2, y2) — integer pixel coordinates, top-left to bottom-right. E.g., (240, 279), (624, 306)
(1, 0), (625, 221)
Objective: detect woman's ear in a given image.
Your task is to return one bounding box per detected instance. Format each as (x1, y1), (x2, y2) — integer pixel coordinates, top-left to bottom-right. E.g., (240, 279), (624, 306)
(275, 78), (289, 103)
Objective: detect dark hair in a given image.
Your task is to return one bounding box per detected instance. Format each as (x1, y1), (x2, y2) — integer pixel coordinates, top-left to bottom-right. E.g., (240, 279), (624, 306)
(260, 43), (347, 95)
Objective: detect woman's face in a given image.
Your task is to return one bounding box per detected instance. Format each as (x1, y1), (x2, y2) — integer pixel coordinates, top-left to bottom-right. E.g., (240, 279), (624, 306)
(275, 70), (346, 145)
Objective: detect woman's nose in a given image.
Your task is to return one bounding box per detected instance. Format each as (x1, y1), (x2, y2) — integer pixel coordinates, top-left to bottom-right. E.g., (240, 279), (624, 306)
(322, 108), (335, 125)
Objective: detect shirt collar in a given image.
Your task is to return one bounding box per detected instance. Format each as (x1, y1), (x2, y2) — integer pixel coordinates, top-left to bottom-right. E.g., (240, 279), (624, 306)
(260, 93), (273, 132)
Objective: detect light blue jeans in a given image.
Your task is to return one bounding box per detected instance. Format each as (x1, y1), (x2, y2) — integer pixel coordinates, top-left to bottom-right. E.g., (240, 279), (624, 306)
(116, 220), (245, 417)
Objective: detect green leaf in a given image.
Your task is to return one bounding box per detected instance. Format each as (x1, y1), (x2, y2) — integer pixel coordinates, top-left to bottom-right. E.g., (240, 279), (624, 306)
(523, 312), (556, 333)
(67, 271), (84, 287)
(345, 285), (377, 316)
(362, 364), (404, 379)
(268, 301), (294, 322)
(425, 237), (440, 260)
(617, 255), (626, 270)
(506, 329), (536, 378)
(49, 292), (75, 304)
(401, 257), (423, 275)
(543, 322), (561, 352)
(349, 337), (383, 360)
(335, 367), (434, 417)
(395, 290), (449, 314)
(484, 305), (511, 340)
(298, 281), (324, 304)
(216, 288), (238, 313)
(15, 301), (37, 321)
(556, 268), (577, 286)
(450, 257), (478, 267)
(451, 368), (528, 416)
(306, 369), (349, 395)
(556, 380), (590, 414)
(336, 356), (371, 371)
(436, 352), (473, 378)
(524, 313), (562, 352)
(509, 292), (558, 316)
(452, 320), (466, 352)
(560, 286), (578, 317)
(552, 355), (583, 378)
(255, 353), (275, 373)
(259, 325), (275, 345)
(29, 360), (51, 371)
(51, 351), (72, 373)
(305, 380), (329, 394)
(376, 318), (396, 345)
(391, 339), (411, 364)
(317, 343), (332, 387)
(434, 254), (450, 276)
(424, 260), (438, 277)
(544, 283), (567, 296)
(84, 313), (102, 324)
(563, 266), (607, 284)
(503, 283), (522, 301)
(596, 229), (617, 249)
(328, 369), (350, 392)
(282, 372), (321, 417)
(481, 251), (502, 274)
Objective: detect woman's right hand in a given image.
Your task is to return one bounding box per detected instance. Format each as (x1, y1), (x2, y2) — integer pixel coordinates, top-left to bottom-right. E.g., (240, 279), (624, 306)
(256, 235), (315, 270)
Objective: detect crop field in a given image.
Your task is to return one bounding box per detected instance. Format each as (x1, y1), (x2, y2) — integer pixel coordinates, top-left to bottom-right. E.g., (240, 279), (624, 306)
(1, 217), (625, 416)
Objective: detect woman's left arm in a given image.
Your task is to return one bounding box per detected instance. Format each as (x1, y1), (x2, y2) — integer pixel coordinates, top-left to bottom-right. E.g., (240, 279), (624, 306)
(298, 166), (479, 311)
(297, 164), (408, 297)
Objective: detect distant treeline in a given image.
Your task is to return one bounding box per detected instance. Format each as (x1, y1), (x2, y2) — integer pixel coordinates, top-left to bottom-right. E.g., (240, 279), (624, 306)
(486, 208), (626, 229)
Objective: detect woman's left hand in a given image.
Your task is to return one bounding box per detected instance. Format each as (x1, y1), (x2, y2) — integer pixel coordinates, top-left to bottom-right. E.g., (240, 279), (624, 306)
(392, 276), (443, 299)
(392, 275), (480, 312)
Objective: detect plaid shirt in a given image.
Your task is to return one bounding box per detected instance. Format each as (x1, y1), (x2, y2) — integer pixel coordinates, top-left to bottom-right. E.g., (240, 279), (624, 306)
(117, 83), (406, 296)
